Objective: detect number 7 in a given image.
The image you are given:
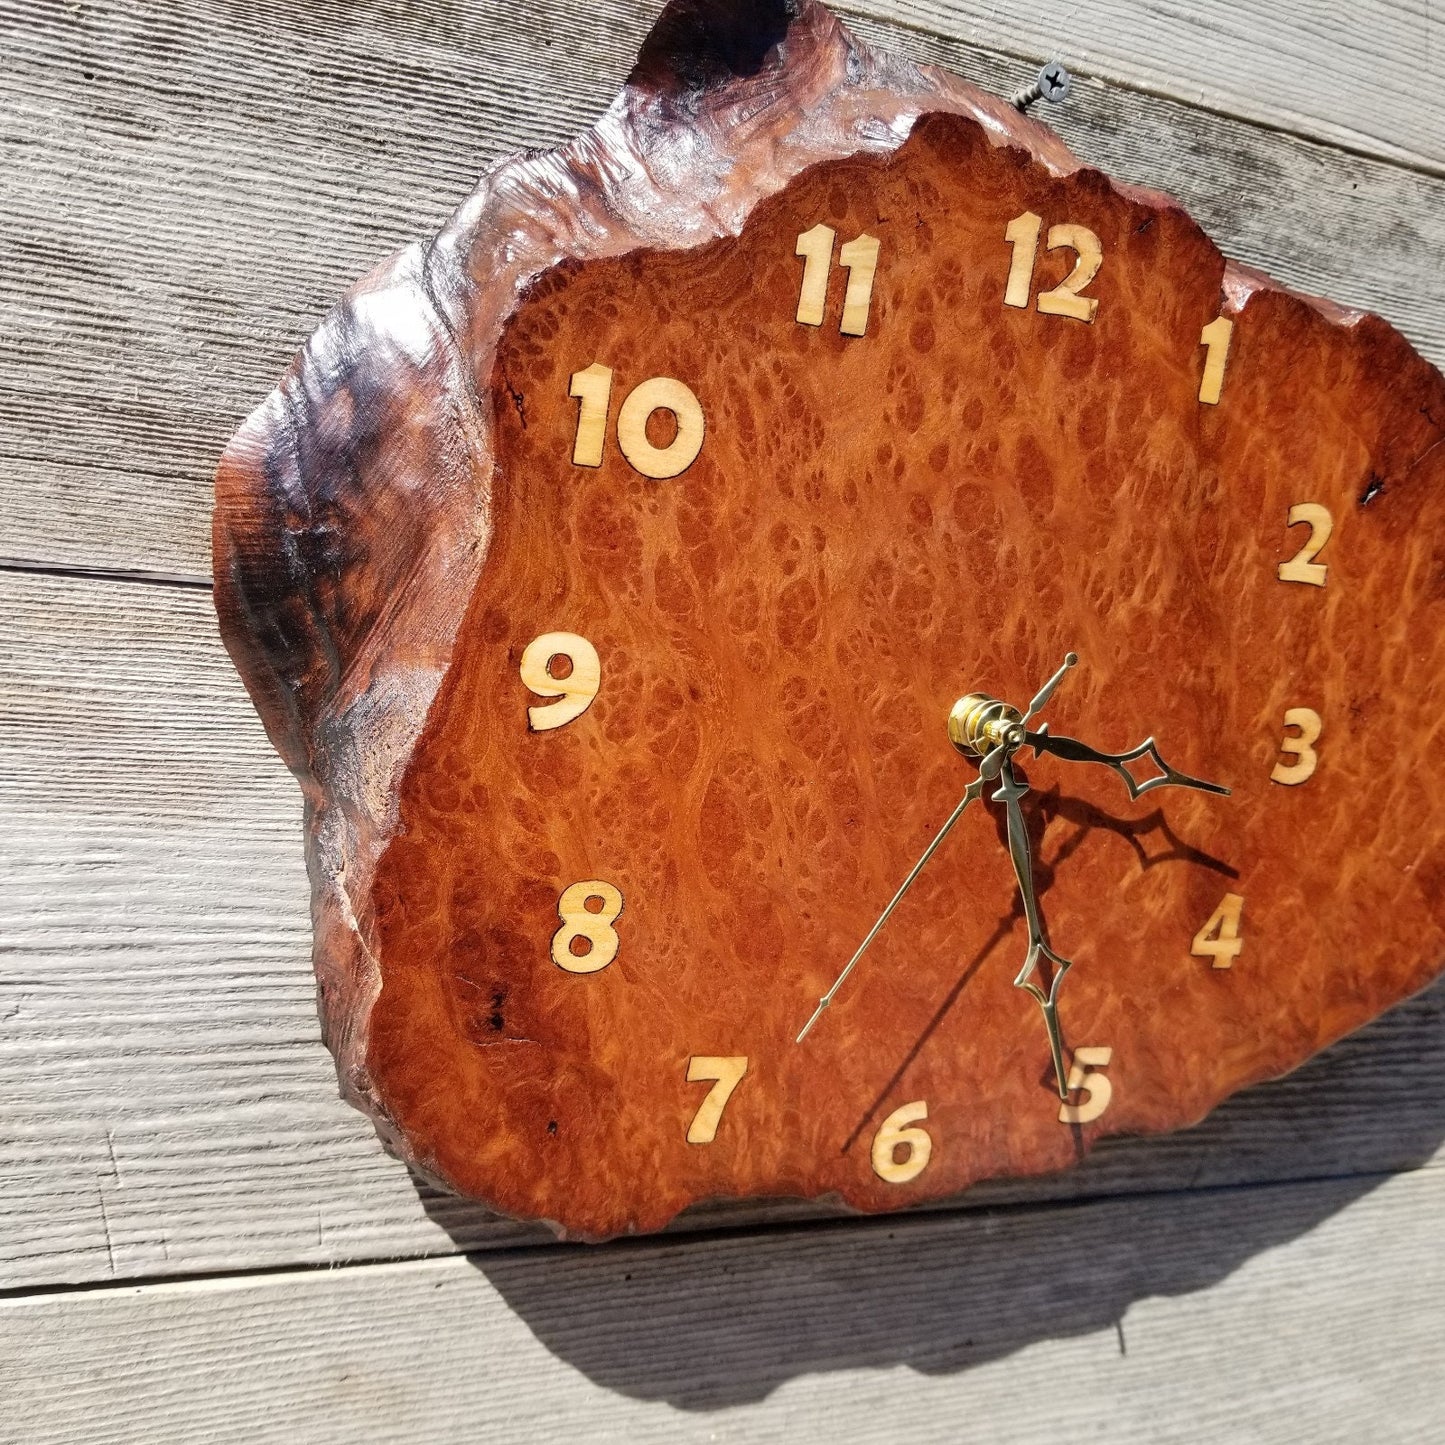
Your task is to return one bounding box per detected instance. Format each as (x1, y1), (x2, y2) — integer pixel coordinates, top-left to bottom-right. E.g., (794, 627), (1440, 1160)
(685, 1056), (748, 1143)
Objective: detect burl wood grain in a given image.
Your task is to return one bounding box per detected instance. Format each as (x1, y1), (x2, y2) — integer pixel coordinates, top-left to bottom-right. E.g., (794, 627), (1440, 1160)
(214, 0), (1445, 1236)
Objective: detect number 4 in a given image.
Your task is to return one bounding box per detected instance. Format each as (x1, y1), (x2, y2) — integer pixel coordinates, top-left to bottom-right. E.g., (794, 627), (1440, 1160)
(1192, 892), (1244, 970)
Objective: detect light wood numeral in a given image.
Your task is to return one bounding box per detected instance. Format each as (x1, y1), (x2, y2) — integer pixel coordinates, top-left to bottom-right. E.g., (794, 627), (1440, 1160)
(569, 367), (705, 479)
(793, 225), (880, 336)
(794, 222), (835, 326)
(685, 1056), (748, 1143)
(1278, 503), (1334, 587)
(1058, 1047), (1113, 1125)
(1004, 212), (1102, 323)
(839, 234), (881, 336)
(615, 376), (706, 479)
(1199, 316), (1234, 405)
(1039, 224), (1102, 323)
(1272, 708), (1322, 787)
(1003, 210), (1042, 308)
(520, 632), (600, 731)
(871, 1100), (932, 1184)
(1192, 893), (1245, 970)
(568, 362), (613, 467)
(550, 881), (623, 974)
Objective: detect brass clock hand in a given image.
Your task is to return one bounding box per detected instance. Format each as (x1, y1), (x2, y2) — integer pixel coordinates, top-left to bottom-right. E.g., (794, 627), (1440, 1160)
(1025, 727), (1231, 800)
(796, 742), (1007, 1043)
(992, 754), (1074, 1099)
(1021, 651), (1079, 728)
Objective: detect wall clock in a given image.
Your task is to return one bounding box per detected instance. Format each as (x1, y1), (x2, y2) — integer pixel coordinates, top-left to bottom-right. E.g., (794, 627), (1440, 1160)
(214, 0), (1445, 1238)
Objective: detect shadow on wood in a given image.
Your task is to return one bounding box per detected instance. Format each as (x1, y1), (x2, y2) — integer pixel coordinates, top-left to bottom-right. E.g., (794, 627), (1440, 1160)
(413, 972), (1445, 1408)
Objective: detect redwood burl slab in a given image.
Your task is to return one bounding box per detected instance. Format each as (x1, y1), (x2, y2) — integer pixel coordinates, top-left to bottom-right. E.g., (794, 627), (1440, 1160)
(214, 0), (1445, 1237)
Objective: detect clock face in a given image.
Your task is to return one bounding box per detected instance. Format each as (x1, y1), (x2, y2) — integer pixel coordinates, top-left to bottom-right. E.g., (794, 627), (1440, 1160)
(359, 112), (1445, 1238)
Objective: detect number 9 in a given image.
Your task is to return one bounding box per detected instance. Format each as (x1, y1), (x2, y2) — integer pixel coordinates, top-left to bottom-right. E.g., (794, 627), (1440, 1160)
(520, 632), (601, 731)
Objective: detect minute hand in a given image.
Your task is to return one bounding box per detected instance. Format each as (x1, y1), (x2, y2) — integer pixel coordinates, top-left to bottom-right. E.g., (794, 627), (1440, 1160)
(1026, 727), (1231, 800)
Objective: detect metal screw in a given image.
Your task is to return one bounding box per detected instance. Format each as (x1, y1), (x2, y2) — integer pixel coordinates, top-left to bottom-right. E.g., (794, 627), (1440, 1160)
(1013, 61), (1072, 112)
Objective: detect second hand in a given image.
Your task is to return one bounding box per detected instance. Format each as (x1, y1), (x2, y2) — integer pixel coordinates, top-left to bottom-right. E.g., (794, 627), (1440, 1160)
(796, 745), (1002, 1042)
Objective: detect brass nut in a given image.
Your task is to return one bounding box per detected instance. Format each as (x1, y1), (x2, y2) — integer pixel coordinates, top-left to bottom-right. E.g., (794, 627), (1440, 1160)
(948, 694), (1023, 757)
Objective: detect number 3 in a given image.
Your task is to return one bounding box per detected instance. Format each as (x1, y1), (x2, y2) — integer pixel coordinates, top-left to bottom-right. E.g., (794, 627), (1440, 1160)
(1272, 708), (1323, 786)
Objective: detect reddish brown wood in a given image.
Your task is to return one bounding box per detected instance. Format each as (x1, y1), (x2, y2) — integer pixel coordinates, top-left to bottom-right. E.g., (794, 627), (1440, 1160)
(214, 0), (1445, 1238)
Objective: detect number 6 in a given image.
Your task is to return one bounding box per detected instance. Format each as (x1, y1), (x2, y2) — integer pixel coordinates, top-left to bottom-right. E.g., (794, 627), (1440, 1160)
(871, 1100), (933, 1183)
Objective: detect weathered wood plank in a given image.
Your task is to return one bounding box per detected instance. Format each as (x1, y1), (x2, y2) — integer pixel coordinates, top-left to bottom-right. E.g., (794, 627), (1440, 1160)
(848, 0), (1445, 173)
(1, 0), (1442, 580)
(5, 1167), (1443, 1442)
(4, 568), (1445, 1289)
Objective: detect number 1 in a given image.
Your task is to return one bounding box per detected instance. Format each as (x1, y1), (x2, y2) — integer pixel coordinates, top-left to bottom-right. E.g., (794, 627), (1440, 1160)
(1199, 316), (1234, 405)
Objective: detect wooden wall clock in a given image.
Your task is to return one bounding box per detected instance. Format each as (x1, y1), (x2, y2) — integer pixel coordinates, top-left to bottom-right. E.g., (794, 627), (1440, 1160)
(214, 0), (1445, 1238)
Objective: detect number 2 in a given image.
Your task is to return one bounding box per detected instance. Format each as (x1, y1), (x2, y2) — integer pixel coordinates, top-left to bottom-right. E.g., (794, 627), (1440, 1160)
(1278, 504), (1334, 587)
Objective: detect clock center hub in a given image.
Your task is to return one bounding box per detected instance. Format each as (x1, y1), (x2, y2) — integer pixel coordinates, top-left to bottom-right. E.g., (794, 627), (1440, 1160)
(948, 693), (1026, 759)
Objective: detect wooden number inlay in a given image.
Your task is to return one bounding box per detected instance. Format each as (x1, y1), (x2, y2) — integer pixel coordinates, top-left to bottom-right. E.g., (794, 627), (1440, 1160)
(520, 632), (600, 731)
(1272, 708), (1323, 787)
(615, 376), (706, 479)
(1192, 893), (1245, 970)
(870, 1100), (932, 1184)
(839, 234), (881, 336)
(1004, 212), (1101, 323)
(550, 881), (623, 974)
(793, 225), (880, 336)
(1199, 316), (1234, 405)
(1278, 503), (1334, 587)
(685, 1056), (748, 1144)
(1058, 1047), (1113, 1125)
(1003, 210), (1042, 309)
(569, 367), (705, 478)
(794, 222), (835, 326)
(1039, 223), (1102, 323)
(568, 362), (613, 467)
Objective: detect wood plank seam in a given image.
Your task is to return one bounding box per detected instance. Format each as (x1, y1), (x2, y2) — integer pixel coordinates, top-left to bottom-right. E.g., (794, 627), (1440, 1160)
(0, 1157), (1430, 1306)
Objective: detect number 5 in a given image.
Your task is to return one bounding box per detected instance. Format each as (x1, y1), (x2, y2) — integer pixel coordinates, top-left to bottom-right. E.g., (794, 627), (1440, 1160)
(1058, 1047), (1113, 1125)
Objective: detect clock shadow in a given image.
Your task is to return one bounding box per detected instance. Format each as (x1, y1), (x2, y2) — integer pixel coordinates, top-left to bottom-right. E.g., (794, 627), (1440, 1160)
(411, 785), (1445, 1409)
(841, 787), (1240, 1156)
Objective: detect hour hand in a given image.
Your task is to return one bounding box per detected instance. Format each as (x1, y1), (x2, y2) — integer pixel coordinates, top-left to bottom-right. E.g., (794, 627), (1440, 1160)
(1026, 727), (1231, 801)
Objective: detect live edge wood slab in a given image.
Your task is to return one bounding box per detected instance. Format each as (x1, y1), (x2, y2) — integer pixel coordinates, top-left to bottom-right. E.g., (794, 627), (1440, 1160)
(213, 0), (1445, 1238)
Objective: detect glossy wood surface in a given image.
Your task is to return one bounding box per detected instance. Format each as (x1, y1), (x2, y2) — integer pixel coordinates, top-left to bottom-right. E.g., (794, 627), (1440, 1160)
(213, 0), (1445, 1236)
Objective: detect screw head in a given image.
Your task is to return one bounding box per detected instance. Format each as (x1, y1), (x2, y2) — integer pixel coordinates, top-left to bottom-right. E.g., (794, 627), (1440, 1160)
(1038, 61), (1072, 104)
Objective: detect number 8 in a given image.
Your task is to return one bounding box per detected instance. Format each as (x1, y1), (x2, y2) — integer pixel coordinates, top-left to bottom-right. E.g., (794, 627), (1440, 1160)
(551, 881), (623, 974)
